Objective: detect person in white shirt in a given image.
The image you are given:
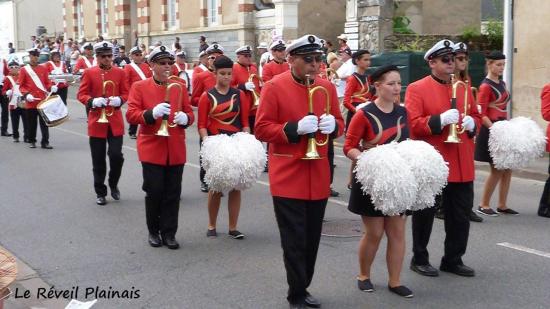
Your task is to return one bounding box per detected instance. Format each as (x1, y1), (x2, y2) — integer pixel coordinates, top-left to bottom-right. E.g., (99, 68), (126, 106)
(335, 48), (355, 99)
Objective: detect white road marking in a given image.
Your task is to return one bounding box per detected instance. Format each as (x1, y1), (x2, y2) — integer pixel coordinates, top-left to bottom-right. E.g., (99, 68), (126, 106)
(497, 242), (550, 259)
(53, 126), (349, 207)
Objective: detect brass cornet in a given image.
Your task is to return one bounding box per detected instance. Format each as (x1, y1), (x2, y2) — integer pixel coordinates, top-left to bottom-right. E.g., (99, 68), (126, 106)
(248, 73), (262, 107)
(445, 74), (470, 144)
(156, 82), (183, 137)
(303, 74), (331, 160)
(98, 80), (116, 123)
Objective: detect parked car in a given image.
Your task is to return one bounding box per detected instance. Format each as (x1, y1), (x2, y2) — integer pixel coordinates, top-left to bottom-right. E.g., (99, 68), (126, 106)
(5, 52), (30, 66)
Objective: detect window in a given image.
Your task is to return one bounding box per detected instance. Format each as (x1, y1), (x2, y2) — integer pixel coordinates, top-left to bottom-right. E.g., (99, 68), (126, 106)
(100, 0), (108, 35)
(167, 0), (177, 29)
(207, 0), (218, 26)
(76, 0), (83, 37)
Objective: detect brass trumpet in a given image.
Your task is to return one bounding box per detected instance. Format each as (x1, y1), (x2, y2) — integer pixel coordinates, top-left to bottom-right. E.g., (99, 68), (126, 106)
(156, 82), (184, 136)
(248, 73), (262, 107)
(445, 74), (470, 144)
(303, 74), (331, 160)
(98, 80), (115, 123)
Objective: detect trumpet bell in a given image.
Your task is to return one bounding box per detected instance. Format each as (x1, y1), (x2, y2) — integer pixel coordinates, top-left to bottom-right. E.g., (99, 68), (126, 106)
(302, 138), (322, 160)
(97, 108), (109, 123)
(156, 119), (170, 136)
(444, 124), (462, 144)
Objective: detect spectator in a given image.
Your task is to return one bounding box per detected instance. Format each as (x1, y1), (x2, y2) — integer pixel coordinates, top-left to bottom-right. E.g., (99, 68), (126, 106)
(113, 45), (130, 67)
(337, 34), (350, 55)
(335, 48), (354, 99)
(172, 37), (181, 52)
(199, 35), (208, 52)
(30, 35), (37, 48)
(112, 39), (120, 58)
(64, 40), (75, 70)
(8, 42), (15, 54)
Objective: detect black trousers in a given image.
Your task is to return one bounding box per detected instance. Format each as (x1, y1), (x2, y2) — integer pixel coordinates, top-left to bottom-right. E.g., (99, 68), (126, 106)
(89, 132), (124, 197)
(249, 115), (256, 134)
(54, 87), (68, 105)
(412, 182), (473, 267)
(273, 196), (327, 304)
(328, 137), (335, 185)
(142, 162), (184, 238)
(0, 95), (9, 133)
(538, 156), (550, 216)
(10, 108), (27, 139)
(128, 124), (138, 135)
(26, 109), (49, 144)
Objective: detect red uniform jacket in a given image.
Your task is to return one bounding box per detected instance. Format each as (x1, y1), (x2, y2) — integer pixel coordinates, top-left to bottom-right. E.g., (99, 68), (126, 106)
(405, 75), (481, 183)
(171, 63), (189, 76)
(191, 70), (216, 107)
(540, 83), (550, 152)
(126, 78), (195, 165)
(124, 62), (152, 88)
(192, 64), (208, 77)
(343, 73), (375, 113)
(77, 66), (129, 138)
(18, 64), (52, 109)
(43, 61), (69, 89)
(3, 75), (20, 110)
(197, 87), (250, 135)
(262, 60), (289, 83)
(1, 59), (8, 77)
(478, 79), (509, 121)
(231, 63), (261, 116)
(72, 56), (95, 74)
(255, 71), (345, 200)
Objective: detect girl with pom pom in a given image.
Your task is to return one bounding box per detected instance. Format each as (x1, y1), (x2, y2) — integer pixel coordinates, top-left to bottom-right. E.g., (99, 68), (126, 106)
(539, 82), (550, 218)
(344, 65), (414, 298)
(475, 51), (519, 216)
(198, 55), (250, 239)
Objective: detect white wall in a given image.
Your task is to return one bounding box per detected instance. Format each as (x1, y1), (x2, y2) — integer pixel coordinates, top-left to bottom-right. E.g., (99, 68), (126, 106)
(0, 1), (15, 57)
(14, 0), (64, 50)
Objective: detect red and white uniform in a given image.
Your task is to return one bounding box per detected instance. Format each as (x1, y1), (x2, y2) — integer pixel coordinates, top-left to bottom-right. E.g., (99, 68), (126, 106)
(43, 61), (69, 89)
(2, 74), (20, 110)
(0, 59), (8, 80)
(191, 70), (216, 107)
(73, 56), (95, 74)
(540, 83), (550, 152)
(254, 71), (345, 200)
(343, 73), (375, 113)
(126, 78), (195, 165)
(18, 64), (52, 109)
(261, 60), (289, 83)
(77, 66), (129, 138)
(192, 63), (208, 77)
(124, 62), (152, 88)
(171, 62), (189, 76)
(231, 63), (261, 116)
(405, 75), (482, 182)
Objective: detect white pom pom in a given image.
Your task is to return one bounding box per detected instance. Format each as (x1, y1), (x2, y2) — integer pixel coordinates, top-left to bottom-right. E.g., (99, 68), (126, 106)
(355, 143), (417, 216)
(200, 133), (267, 192)
(395, 139), (449, 211)
(489, 117), (546, 170)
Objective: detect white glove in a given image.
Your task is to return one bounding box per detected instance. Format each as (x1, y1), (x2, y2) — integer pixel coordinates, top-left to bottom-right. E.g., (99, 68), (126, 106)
(173, 111), (189, 126)
(461, 115), (475, 132)
(6, 89), (12, 97)
(297, 115), (319, 135)
(440, 109), (459, 127)
(26, 94), (35, 102)
(245, 81), (256, 91)
(152, 102), (171, 119)
(92, 97), (107, 108)
(319, 114), (336, 134)
(108, 96), (122, 107)
(331, 78), (341, 87)
(50, 85), (58, 93)
(355, 102), (369, 111)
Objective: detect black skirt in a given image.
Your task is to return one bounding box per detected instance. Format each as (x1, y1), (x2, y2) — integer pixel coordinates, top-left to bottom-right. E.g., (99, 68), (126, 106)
(348, 174), (409, 217)
(475, 119), (504, 163)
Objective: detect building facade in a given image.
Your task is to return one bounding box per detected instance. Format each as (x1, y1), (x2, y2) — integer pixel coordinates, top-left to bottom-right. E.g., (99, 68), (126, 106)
(62, 0), (346, 60)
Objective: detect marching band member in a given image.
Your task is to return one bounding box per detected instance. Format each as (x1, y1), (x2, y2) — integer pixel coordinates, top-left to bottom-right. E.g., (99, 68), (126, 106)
(539, 82), (550, 218)
(126, 46), (195, 249)
(261, 40), (289, 83)
(198, 55), (250, 239)
(192, 50), (209, 77)
(77, 41), (128, 206)
(192, 44), (224, 193)
(43, 50), (69, 105)
(125, 46), (152, 139)
(475, 51), (518, 216)
(19, 47), (56, 149)
(171, 51), (191, 95)
(2, 60), (27, 142)
(406, 40), (481, 278)
(345, 65), (413, 298)
(231, 45), (261, 133)
(0, 56), (10, 136)
(255, 34), (344, 309)
(72, 42), (95, 74)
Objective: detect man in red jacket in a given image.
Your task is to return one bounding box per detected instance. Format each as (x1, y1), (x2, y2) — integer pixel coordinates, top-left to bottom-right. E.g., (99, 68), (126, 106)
(19, 48), (56, 149)
(43, 50), (69, 105)
(72, 42), (95, 74)
(125, 46), (152, 139)
(126, 46), (194, 249)
(255, 34), (344, 309)
(0, 57), (11, 136)
(261, 40), (289, 83)
(539, 83), (550, 218)
(77, 41), (129, 206)
(406, 40), (481, 278)
(231, 45), (261, 133)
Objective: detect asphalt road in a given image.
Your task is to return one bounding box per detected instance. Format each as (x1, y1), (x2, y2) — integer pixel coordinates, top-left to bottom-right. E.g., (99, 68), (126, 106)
(1, 89), (549, 309)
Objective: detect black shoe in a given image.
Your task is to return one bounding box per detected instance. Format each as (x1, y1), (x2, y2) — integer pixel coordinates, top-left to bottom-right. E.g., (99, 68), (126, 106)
(41, 143), (53, 149)
(497, 207), (519, 215)
(13, 138), (19, 143)
(200, 182), (209, 193)
(206, 228), (217, 238)
(110, 187), (120, 200)
(148, 233), (162, 247)
(476, 206), (498, 217)
(538, 206), (550, 218)
(129, 134), (137, 139)
(410, 263), (439, 277)
(435, 208), (444, 220)
(289, 303), (306, 309)
(24, 138), (30, 143)
(469, 210), (483, 222)
(440, 264), (475, 277)
(29, 142), (36, 148)
(96, 196), (107, 206)
(388, 285), (414, 298)
(304, 293), (321, 308)
(228, 230), (245, 239)
(357, 278), (374, 292)
(1, 132), (12, 137)
(330, 188), (339, 197)
(162, 237), (180, 249)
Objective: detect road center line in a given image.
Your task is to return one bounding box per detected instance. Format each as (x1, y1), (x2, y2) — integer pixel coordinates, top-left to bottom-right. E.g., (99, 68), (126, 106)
(497, 242), (550, 259)
(53, 126), (349, 207)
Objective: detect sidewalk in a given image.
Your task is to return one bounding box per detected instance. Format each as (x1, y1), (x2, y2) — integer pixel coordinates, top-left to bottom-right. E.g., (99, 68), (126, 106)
(475, 154), (549, 182)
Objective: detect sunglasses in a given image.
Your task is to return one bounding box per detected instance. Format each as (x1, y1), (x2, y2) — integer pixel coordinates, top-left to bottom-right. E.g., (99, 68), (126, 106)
(208, 56), (217, 60)
(455, 56), (469, 62)
(157, 61), (174, 66)
(301, 55), (323, 63)
(440, 55), (455, 64)
(240, 54), (252, 58)
(99, 54), (113, 59)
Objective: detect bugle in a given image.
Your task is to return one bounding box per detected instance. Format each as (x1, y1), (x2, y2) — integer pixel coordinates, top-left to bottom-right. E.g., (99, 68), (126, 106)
(247, 73), (262, 107)
(445, 74), (470, 143)
(303, 74), (331, 160)
(156, 82), (183, 136)
(98, 80), (116, 123)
